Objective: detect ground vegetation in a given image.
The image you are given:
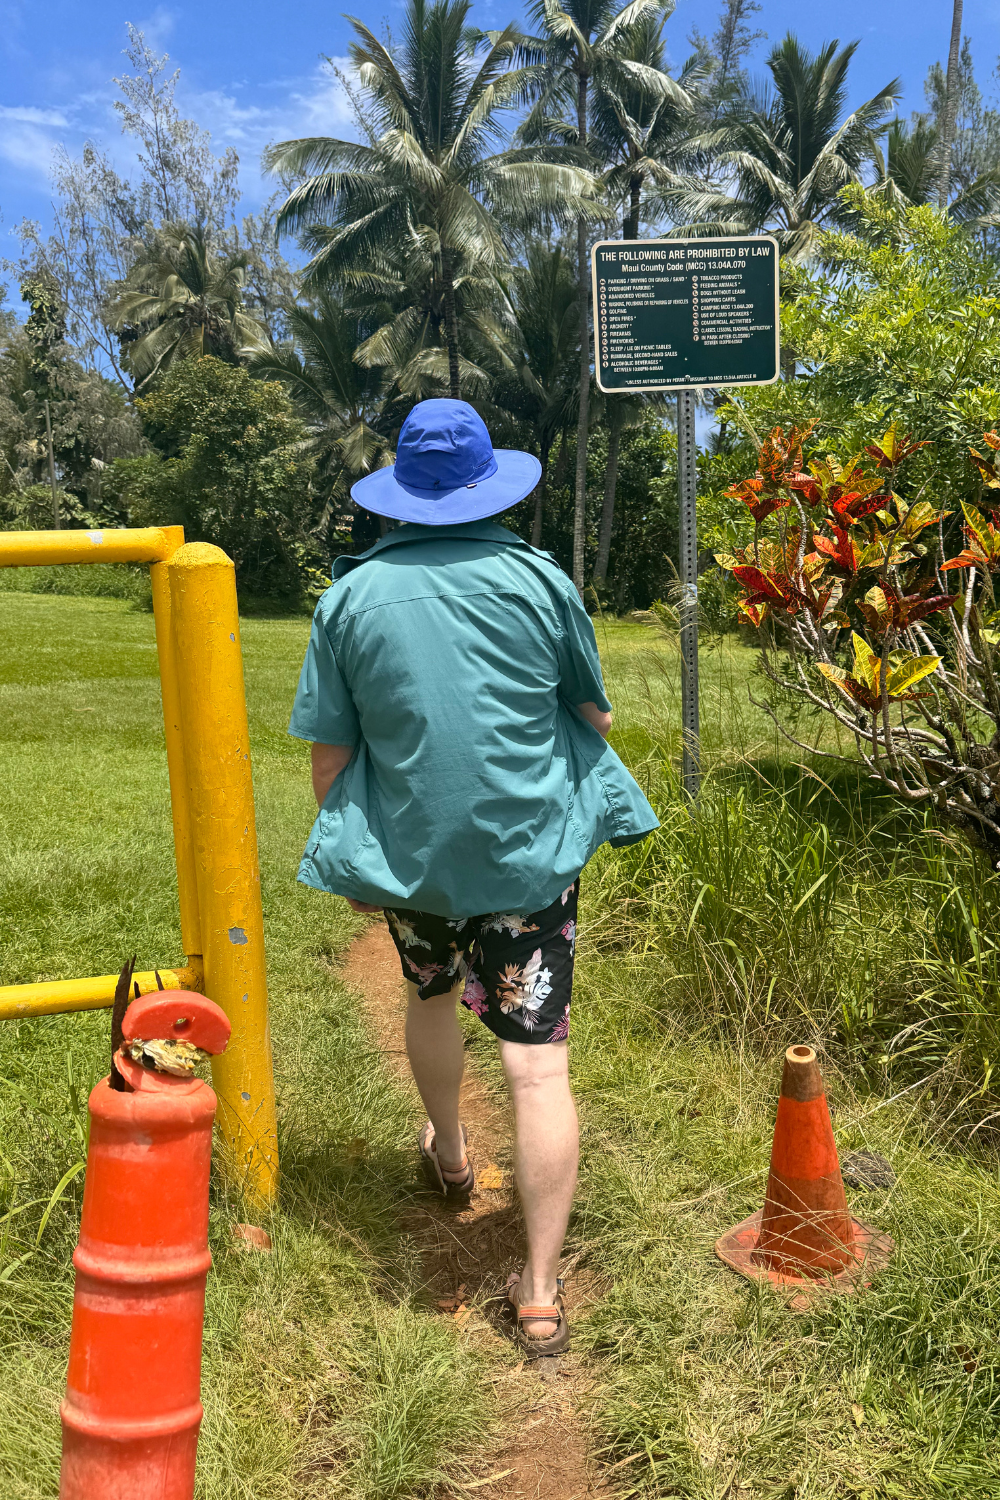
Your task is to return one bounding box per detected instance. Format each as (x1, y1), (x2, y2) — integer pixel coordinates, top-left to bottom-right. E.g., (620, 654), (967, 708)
(4, 603), (1000, 1495)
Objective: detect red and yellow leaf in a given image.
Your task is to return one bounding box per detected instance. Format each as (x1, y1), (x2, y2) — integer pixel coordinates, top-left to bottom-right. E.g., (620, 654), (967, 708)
(863, 422), (929, 470)
(886, 654), (940, 695)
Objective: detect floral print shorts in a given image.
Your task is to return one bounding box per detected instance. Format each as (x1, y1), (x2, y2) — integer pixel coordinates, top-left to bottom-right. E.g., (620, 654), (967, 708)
(383, 883), (578, 1045)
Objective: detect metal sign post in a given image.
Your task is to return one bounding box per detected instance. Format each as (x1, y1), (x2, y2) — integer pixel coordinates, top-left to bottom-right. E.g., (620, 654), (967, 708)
(590, 235), (781, 795)
(677, 389), (700, 796)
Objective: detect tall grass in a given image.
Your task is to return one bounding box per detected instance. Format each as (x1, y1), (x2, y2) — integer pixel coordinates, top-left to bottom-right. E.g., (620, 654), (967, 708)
(0, 564), (152, 605)
(593, 620), (1000, 1105)
(561, 619), (1000, 1497)
(7, 593), (1000, 1497)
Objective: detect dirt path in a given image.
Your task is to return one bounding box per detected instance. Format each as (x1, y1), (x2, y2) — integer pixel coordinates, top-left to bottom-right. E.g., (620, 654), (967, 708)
(342, 925), (616, 1500)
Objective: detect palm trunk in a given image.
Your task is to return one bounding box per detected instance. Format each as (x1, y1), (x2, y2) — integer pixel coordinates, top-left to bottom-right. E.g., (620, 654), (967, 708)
(572, 69), (591, 597)
(937, 0), (964, 211)
(442, 255), (461, 399)
(593, 404), (622, 585)
(553, 428), (569, 487)
(531, 439), (551, 548)
(624, 174), (641, 239)
(713, 389), (728, 448)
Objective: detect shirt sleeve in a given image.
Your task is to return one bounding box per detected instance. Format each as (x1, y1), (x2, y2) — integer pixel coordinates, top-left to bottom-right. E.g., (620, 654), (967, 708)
(288, 605), (361, 745)
(556, 586), (613, 713)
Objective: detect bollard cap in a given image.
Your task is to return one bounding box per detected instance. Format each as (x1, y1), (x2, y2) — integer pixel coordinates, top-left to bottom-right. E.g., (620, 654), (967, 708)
(114, 991), (228, 1094)
(122, 990), (231, 1055)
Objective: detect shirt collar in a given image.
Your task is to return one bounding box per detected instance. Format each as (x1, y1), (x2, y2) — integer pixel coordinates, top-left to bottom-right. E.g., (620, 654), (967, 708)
(333, 519), (531, 578)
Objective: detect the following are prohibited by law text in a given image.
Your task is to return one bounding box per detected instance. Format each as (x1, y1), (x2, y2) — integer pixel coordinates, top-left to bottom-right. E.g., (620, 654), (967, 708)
(591, 234), (780, 393)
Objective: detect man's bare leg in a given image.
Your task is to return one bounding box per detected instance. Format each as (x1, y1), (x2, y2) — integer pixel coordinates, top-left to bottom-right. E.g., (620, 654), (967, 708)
(404, 981), (468, 1172)
(405, 991), (579, 1334)
(499, 1038), (579, 1340)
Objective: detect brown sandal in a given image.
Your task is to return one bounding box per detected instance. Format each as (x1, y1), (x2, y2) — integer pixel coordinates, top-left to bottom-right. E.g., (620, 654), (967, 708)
(419, 1122), (475, 1204)
(505, 1272), (570, 1358)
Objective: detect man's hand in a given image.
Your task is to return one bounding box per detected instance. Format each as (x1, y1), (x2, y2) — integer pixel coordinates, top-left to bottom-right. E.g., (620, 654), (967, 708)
(576, 701), (612, 738)
(311, 741), (355, 806)
(346, 897), (384, 913)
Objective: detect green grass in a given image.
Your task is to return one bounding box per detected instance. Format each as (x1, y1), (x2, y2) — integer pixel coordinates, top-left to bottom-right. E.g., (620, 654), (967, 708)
(0, 592), (500, 1499)
(4, 595), (1000, 1498)
(0, 563), (153, 606)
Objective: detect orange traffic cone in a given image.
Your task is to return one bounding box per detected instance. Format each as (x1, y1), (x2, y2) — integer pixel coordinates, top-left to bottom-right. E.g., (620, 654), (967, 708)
(715, 1045), (892, 1301)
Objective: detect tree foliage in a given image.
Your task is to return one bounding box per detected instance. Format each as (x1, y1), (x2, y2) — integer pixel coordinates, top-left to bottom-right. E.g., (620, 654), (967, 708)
(705, 189), (1000, 533)
(108, 222), (270, 389)
(715, 417), (1000, 859)
(0, 275), (142, 523)
(4, 7), (1000, 616)
(266, 0), (594, 400)
(105, 358), (320, 599)
(672, 36), (900, 258)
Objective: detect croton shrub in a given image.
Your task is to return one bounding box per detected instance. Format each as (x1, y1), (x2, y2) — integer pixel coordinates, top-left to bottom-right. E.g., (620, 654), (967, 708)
(717, 422), (1000, 860)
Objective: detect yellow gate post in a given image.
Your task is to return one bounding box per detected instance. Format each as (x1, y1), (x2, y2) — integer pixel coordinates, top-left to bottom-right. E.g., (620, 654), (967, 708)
(0, 525), (278, 1211)
(168, 543), (278, 1208)
(150, 527), (203, 966)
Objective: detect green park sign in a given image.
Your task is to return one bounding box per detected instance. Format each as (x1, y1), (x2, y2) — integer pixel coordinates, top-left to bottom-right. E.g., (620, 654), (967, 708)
(591, 235), (780, 393)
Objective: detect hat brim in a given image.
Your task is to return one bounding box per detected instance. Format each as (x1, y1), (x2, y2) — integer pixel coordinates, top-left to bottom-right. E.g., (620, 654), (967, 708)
(351, 449), (542, 525)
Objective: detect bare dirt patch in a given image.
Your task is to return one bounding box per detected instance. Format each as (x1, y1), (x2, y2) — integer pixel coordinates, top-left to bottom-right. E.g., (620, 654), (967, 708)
(341, 923), (616, 1500)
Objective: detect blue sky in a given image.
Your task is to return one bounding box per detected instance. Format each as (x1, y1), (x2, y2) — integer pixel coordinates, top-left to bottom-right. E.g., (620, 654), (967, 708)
(1, 0), (998, 258)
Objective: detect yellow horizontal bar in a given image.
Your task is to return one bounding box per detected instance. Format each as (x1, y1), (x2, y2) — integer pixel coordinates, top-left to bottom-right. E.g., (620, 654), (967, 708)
(0, 527), (179, 568)
(0, 963), (204, 1021)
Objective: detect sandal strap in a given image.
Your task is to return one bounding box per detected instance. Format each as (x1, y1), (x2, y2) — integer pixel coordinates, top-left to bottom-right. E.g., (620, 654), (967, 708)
(441, 1160), (473, 1185)
(517, 1305), (563, 1322)
(438, 1151), (469, 1174)
(419, 1123), (471, 1195)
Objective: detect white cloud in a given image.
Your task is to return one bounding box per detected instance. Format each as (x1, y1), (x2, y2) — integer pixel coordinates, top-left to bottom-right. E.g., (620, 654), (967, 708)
(182, 59), (357, 161)
(135, 7), (177, 48)
(0, 121), (63, 179)
(0, 56), (358, 208)
(286, 61), (358, 136)
(0, 105), (70, 126)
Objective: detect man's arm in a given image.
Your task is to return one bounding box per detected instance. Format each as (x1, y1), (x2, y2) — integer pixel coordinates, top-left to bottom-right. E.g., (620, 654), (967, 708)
(311, 741), (354, 806)
(310, 743), (382, 913)
(576, 700), (612, 739)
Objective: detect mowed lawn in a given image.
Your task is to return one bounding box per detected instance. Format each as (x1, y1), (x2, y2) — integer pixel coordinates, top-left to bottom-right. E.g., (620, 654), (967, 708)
(0, 592), (500, 1500)
(3, 592), (1000, 1498)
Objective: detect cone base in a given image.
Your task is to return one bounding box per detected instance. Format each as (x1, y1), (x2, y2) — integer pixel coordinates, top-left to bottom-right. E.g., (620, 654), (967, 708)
(715, 1210), (893, 1309)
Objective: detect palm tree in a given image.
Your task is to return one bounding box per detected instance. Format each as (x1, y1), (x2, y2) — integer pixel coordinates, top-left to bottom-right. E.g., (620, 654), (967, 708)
(592, 392), (662, 585)
(938, 0), (964, 210)
(669, 37), (901, 259)
(880, 118), (940, 205)
(873, 117), (1000, 228)
(524, 0), (678, 592)
(265, 0), (592, 402)
(492, 243), (580, 545)
(108, 221), (269, 389)
(346, 242), (515, 404)
(247, 293), (386, 538)
(590, 12), (700, 238)
(586, 12), (691, 586)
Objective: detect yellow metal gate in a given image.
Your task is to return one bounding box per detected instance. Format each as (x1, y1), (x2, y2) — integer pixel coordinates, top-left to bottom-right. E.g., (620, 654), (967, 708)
(0, 526), (278, 1208)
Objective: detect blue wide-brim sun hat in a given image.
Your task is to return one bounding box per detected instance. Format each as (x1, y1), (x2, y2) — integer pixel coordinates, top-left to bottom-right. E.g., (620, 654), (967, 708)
(351, 399), (541, 525)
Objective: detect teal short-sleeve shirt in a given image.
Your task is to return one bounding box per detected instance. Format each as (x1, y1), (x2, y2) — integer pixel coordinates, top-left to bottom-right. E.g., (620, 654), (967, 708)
(289, 520), (659, 918)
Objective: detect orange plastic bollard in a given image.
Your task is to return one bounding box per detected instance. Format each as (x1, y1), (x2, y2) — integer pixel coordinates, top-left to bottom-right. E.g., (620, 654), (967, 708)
(715, 1044), (893, 1303)
(59, 991), (231, 1500)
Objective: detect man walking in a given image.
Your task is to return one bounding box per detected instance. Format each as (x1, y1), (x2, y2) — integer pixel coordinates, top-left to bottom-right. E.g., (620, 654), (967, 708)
(290, 399), (657, 1356)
